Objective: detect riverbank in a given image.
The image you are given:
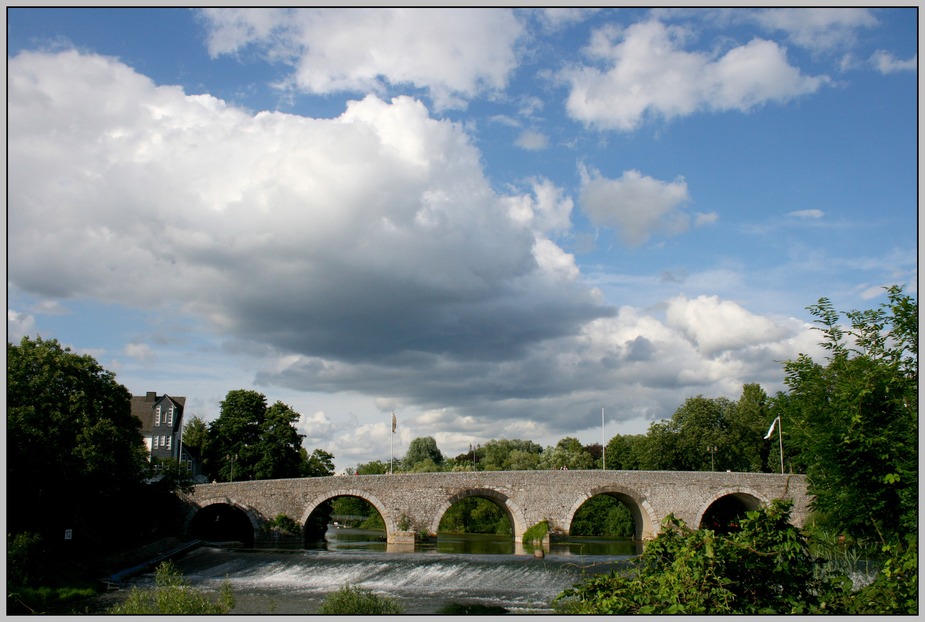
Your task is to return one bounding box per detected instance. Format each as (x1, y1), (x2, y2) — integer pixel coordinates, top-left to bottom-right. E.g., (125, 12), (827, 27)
(8, 536), (203, 614)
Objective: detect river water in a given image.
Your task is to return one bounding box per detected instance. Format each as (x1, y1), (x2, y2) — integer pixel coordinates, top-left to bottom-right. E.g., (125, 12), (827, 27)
(92, 527), (640, 615)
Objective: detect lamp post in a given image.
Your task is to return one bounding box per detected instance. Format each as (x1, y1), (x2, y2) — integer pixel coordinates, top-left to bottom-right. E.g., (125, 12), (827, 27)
(227, 453), (237, 482)
(706, 445), (717, 471)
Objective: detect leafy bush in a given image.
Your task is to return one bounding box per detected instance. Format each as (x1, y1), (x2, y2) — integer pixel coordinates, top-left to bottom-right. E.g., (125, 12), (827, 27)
(7, 531), (45, 587)
(837, 536), (918, 615)
(108, 561), (234, 614)
(318, 584), (403, 615)
(554, 500), (849, 614)
(522, 520), (549, 544)
(7, 585), (99, 615)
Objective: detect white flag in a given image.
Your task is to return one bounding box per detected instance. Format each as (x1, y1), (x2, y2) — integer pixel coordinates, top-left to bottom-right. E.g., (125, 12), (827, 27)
(764, 417), (779, 440)
(391, 412), (397, 434)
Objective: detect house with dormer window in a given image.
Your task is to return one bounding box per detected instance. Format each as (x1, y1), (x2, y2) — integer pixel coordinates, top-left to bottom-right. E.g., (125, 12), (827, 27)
(131, 391), (200, 478)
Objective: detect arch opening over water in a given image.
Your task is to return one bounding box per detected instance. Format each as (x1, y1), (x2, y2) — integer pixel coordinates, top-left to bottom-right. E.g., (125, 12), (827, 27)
(187, 502), (257, 547)
(301, 491), (390, 547)
(570, 493), (637, 538)
(699, 492), (764, 534)
(565, 486), (656, 541)
(432, 489), (525, 543)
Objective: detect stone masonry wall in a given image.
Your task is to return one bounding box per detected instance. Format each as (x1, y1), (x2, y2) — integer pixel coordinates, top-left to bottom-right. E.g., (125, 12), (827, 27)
(183, 470), (809, 543)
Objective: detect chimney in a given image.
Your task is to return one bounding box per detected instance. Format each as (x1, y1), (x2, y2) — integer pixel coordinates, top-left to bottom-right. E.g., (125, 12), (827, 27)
(146, 391), (157, 402)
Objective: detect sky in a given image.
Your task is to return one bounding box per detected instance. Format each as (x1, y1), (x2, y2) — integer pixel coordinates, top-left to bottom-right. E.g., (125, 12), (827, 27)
(6, 6), (918, 473)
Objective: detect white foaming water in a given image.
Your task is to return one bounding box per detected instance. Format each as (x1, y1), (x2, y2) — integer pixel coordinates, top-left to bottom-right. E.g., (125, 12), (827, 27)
(148, 545), (626, 614)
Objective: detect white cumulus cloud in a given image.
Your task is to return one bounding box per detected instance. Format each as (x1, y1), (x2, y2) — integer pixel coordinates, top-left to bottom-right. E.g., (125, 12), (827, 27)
(752, 8), (879, 52)
(665, 294), (791, 356)
(8, 310), (36, 341)
(561, 20), (828, 131)
(578, 166), (692, 246)
(870, 50), (917, 74)
(199, 7), (525, 109)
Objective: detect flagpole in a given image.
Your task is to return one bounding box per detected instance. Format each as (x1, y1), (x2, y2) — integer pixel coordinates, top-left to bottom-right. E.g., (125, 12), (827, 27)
(601, 407), (606, 470)
(778, 417), (784, 474)
(390, 411), (394, 474)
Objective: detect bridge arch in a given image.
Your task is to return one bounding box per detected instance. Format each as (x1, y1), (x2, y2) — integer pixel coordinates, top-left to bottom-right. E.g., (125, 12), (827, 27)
(184, 496), (262, 545)
(695, 487), (769, 532)
(565, 485), (659, 541)
(430, 488), (528, 540)
(300, 489), (392, 538)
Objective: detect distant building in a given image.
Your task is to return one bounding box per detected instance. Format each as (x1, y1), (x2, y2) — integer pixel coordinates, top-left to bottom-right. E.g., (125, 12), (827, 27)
(131, 391), (200, 478)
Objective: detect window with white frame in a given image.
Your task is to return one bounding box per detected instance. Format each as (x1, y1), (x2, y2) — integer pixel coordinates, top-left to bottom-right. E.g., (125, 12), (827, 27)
(167, 405), (174, 426)
(153, 435), (159, 449)
(166, 435), (172, 450)
(155, 405), (161, 426)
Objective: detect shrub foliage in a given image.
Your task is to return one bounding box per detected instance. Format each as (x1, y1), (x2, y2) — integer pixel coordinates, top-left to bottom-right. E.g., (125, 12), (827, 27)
(555, 500), (849, 614)
(318, 584), (403, 615)
(108, 561), (234, 614)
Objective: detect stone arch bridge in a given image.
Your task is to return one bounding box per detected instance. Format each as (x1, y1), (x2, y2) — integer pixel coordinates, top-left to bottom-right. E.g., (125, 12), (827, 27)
(184, 470), (809, 544)
(181, 470), (809, 546)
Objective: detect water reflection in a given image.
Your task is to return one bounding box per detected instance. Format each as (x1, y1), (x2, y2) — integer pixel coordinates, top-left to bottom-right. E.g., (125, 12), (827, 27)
(316, 525), (642, 557)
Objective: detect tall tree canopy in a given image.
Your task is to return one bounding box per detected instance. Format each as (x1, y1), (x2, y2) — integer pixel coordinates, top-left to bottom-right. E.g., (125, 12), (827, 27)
(7, 336), (148, 539)
(204, 390), (316, 482)
(404, 436), (444, 470)
(779, 286), (917, 543)
(629, 385), (776, 472)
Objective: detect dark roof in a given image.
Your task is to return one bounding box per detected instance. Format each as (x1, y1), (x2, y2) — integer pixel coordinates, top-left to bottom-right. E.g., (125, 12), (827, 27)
(131, 392), (186, 435)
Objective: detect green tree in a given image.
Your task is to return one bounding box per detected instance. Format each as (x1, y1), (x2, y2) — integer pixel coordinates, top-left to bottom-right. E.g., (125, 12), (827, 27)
(302, 448), (336, 477)
(637, 420), (680, 470)
(672, 396), (735, 471)
(7, 336), (148, 541)
(541, 437), (594, 470)
(584, 442), (604, 468)
(728, 384), (773, 472)
(352, 460), (390, 475)
(605, 434), (646, 470)
(780, 286), (917, 544)
(477, 439), (543, 470)
(252, 401), (306, 480)
(205, 391), (317, 482)
(403, 436), (444, 469)
(506, 448), (542, 470)
(207, 389), (267, 481)
(180, 415), (210, 470)
(409, 457), (443, 472)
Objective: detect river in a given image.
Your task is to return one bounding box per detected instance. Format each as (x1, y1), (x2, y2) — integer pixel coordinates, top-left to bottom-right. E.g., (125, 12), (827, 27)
(90, 527), (640, 614)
